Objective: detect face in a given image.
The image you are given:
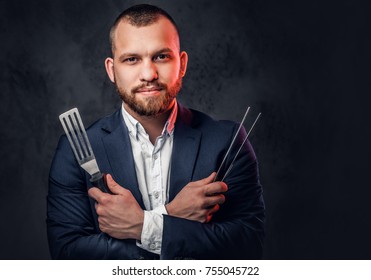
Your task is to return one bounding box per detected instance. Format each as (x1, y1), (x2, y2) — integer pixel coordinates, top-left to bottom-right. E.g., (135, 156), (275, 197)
(105, 17), (188, 117)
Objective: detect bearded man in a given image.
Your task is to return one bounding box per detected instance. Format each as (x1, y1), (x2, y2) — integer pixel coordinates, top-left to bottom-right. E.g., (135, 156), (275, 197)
(47, 4), (265, 260)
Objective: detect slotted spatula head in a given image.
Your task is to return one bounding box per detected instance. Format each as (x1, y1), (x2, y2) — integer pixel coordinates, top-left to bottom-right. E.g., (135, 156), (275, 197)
(59, 108), (100, 177)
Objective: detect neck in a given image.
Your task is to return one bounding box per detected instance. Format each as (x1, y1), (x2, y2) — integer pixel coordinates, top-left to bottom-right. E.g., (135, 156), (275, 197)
(124, 100), (175, 144)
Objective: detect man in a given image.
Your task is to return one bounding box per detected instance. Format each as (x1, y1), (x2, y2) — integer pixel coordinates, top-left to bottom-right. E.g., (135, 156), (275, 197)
(47, 4), (265, 260)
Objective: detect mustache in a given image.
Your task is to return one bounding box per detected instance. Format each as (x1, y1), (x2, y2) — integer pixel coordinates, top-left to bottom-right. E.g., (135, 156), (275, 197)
(131, 82), (167, 94)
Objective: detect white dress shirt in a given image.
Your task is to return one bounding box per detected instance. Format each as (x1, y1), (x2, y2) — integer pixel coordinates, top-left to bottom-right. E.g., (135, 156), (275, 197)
(121, 101), (177, 255)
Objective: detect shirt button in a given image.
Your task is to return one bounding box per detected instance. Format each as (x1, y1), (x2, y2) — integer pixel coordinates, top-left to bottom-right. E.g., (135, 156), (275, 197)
(153, 154), (158, 160)
(154, 191), (159, 199)
(141, 143), (146, 150)
(150, 243), (156, 250)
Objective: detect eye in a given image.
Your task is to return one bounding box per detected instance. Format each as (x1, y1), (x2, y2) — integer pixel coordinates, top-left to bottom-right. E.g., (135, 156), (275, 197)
(123, 57), (138, 64)
(154, 54), (170, 62)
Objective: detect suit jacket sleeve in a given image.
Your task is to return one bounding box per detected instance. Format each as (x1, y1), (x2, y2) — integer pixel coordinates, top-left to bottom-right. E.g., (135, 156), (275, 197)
(161, 123), (265, 259)
(47, 135), (157, 260)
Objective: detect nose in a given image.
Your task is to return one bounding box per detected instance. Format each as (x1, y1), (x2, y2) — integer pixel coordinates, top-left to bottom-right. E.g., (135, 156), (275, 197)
(139, 60), (158, 82)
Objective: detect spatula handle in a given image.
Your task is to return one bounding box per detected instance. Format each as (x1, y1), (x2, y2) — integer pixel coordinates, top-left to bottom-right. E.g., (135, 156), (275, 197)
(90, 173), (112, 194)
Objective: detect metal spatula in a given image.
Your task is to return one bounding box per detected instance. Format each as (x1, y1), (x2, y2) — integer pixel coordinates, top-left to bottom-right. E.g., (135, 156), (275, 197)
(59, 108), (111, 193)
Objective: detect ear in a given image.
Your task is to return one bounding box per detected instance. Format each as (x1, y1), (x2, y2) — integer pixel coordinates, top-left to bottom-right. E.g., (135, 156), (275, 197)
(179, 51), (188, 77)
(105, 57), (115, 83)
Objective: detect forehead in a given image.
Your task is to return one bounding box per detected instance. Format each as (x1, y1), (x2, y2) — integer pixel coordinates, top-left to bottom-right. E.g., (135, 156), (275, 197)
(113, 17), (180, 55)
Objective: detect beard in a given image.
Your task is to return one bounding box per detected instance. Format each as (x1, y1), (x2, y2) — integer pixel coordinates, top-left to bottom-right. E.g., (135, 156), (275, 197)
(115, 76), (183, 117)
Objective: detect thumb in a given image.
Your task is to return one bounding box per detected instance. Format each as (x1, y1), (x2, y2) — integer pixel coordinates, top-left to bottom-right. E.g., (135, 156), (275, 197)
(105, 174), (126, 195)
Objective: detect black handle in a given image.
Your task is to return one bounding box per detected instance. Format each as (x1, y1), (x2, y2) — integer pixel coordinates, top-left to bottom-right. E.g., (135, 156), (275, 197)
(90, 173), (112, 194)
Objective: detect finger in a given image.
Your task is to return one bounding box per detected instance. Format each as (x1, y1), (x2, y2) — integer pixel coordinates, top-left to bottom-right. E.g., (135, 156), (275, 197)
(204, 203), (221, 223)
(95, 202), (104, 216)
(88, 187), (104, 202)
(106, 174), (126, 195)
(192, 172), (216, 187)
(217, 194), (226, 204)
(204, 182), (228, 196)
(205, 212), (214, 223)
(208, 204), (220, 215)
(204, 194), (225, 208)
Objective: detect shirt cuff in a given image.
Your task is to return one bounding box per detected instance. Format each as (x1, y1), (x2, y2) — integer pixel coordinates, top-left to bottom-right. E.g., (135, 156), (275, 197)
(136, 205), (167, 254)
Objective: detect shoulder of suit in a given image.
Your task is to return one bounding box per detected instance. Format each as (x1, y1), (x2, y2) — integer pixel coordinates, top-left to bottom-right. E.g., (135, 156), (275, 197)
(186, 107), (237, 129)
(177, 106), (238, 141)
(85, 108), (122, 135)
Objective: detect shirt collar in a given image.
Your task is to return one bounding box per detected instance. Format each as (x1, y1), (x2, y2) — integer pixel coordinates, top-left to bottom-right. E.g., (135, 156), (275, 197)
(121, 104), (140, 139)
(121, 100), (178, 139)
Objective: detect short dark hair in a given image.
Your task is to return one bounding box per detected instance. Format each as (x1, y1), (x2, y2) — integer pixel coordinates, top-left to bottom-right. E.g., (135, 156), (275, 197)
(109, 4), (180, 54)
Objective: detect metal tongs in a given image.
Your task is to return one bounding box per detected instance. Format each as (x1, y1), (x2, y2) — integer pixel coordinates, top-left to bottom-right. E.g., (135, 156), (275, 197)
(59, 108), (112, 193)
(214, 107), (261, 182)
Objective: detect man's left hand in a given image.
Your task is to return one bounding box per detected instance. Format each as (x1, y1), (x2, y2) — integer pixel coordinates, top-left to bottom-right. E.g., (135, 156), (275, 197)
(88, 174), (144, 240)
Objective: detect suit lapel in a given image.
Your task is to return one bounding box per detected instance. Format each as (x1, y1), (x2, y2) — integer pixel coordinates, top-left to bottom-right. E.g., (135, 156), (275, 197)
(169, 105), (202, 201)
(101, 110), (144, 208)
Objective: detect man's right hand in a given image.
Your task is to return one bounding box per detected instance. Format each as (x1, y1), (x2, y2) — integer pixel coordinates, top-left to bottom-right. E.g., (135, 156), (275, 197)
(165, 172), (228, 223)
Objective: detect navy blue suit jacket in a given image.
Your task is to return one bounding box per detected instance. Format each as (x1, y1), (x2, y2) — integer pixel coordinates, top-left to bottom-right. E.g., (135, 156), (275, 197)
(47, 103), (265, 259)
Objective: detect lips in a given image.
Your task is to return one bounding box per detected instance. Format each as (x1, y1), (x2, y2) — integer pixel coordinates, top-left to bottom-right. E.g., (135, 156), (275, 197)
(134, 86), (164, 96)
(136, 87), (163, 93)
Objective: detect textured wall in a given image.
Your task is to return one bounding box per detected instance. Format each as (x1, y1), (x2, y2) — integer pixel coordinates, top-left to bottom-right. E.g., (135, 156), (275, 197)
(0, 0), (370, 259)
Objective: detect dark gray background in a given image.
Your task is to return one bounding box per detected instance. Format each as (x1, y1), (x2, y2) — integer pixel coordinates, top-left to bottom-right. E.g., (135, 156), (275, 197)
(1, 0), (370, 259)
